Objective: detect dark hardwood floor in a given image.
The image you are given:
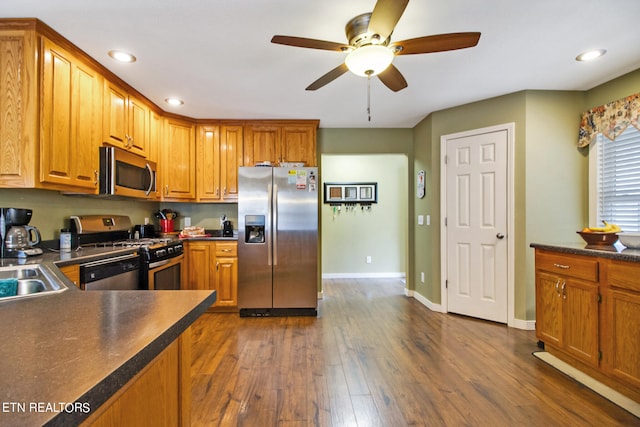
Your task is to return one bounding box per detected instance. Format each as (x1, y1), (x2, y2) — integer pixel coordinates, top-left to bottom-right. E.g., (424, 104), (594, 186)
(190, 278), (639, 426)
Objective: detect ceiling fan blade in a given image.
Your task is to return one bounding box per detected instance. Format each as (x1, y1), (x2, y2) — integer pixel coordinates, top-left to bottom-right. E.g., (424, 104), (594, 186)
(391, 32), (481, 55)
(377, 64), (407, 92)
(271, 35), (349, 52)
(368, 0), (409, 41)
(306, 63), (349, 91)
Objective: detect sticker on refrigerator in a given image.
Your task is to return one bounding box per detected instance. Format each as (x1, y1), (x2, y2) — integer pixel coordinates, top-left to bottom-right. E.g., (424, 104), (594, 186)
(296, 170), (307, 189)
(288, 170), (297, 185)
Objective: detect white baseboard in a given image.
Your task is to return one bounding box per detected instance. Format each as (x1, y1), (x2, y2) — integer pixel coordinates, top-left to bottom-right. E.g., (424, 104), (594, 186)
(322, 272), (406, 279)
(409, 289), (534, 330)
(409, 289), (444, 312)
(510, 318), (536, 330)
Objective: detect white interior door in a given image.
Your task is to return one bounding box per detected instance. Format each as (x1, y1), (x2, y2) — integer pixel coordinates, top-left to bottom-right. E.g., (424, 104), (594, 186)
(445, 129), (508, 323)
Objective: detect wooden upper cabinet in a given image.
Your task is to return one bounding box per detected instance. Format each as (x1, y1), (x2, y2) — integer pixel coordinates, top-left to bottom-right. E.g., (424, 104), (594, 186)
(244, 125), (280, 165)
(40, 37), (101, 191)
(220, 125), (243, 201)
(243, 121), (318, 167)
(148, 110), (163, 164)
(0, 20), (320, 198)
(0, 29), (38, 188)
(161, 118), (196, 200)
(281, 125), (317, 166)
(103, 80), (149, 158)
(196, 125), (222, 202)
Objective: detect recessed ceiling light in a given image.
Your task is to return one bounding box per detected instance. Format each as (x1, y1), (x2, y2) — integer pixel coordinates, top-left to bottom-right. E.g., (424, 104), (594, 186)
(576, 49), (607, 62)
(165, 97), (184, 107)
(108, 50), (136, 63)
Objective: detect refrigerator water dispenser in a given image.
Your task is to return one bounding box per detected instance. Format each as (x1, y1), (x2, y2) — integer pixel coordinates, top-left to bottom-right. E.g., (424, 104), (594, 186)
(245, 215), (265, 243)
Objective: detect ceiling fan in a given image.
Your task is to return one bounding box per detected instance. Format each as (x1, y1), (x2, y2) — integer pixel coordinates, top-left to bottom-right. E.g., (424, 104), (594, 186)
(271, 0), (481, 92)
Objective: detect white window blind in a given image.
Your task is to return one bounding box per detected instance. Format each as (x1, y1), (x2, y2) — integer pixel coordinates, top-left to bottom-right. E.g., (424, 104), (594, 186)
(598, 126), (640, 232)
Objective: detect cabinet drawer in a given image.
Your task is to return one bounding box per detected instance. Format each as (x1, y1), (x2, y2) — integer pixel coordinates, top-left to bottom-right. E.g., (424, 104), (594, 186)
(535, 250), (598, 282)
(607, 260), (640, 292)
(215, 242), (237, 257)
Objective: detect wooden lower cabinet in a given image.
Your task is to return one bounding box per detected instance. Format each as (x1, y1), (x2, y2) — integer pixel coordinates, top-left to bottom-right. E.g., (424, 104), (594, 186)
(535, 259), (599, 367)
(57, 264), (80, 288)
(214, 242), (238, 307)
(82, 328), (192, 426)
(534, 248), (640, 401)
(602, 260), (640, 390)
(185, 241), (238, 309)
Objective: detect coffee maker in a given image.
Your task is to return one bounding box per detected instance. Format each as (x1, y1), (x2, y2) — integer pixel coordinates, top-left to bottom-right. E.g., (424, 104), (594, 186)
(0, 208), (43, 258)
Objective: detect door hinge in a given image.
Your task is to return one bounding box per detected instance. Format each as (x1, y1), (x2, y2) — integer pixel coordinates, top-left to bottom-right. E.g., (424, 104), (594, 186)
(597, 294), (602, 303)
(444, 155), (448, 164)
(445, 279), (448, 289)
(598, 351), (603, 361)
(445, 217), (447, 226)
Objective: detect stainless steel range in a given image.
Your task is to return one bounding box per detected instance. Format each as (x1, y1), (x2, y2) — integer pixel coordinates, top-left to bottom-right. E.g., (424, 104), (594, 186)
(70, 215), (183, 290)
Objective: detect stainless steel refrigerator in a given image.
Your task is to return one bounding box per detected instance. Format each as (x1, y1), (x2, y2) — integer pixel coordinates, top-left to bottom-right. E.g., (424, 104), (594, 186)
(238, 166), (318, 317)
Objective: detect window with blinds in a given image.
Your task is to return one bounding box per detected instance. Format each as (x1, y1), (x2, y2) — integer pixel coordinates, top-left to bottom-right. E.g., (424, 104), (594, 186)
(597, 126), (640, 232)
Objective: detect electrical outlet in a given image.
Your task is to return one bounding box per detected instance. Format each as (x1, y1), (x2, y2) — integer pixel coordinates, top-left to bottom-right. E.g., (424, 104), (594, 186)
(426, 215), (431, 226)
(421, 272), (425, 283)
(418, 215), (424, 225)
(184, 217), (191, 227)
(366, 256), (372, 264)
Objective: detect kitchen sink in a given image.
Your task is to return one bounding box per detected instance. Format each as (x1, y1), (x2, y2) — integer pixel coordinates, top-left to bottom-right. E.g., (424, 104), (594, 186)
(0, 264), (67, 301)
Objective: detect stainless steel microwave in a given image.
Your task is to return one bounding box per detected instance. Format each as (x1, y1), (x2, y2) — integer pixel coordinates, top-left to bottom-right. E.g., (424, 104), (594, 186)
(99, 146), (157, 198)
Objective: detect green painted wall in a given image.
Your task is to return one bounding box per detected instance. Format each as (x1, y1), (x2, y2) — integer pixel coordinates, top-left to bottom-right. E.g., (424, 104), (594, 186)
(586, 68), (640, 108)
(0, 188), (159, 241)
(321, 154), (407, 275)
(412, 67), (640, 322)
(413, 92), (527, 306)
(318, 128), (414, 281)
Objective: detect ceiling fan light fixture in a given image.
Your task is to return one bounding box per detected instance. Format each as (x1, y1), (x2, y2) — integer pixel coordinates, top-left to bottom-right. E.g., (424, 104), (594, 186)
(345, 45), (394, 77)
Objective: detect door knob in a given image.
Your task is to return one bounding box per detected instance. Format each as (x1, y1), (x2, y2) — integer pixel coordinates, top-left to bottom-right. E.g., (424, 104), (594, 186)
(496, 233), (505, 239)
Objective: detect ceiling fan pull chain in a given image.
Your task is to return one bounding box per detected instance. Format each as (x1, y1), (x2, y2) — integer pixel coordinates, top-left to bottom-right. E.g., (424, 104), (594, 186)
(367, 74), (371, 122)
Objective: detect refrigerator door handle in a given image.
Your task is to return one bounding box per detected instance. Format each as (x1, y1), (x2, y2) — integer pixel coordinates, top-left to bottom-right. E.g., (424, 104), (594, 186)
(273, 184), (278, 265)
(267, 184), (272, 266)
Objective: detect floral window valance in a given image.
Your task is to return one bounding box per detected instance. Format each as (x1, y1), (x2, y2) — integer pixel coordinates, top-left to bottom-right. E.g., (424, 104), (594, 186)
(578, 93), (640, 148)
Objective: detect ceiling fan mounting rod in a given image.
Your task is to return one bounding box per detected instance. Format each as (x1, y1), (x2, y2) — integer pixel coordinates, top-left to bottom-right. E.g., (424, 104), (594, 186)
(346, 13), (389, 48)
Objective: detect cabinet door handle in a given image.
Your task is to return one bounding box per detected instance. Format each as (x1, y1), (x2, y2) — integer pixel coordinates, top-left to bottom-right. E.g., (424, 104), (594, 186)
(216, 261), (219, 271)
(555, 279), (561, 296)
(561, 281), (567, 299)
(553, 263), (570, 269)
(165, 185), (169, 196)
(216, 187), (219, 196)
(94, 170), (99, 186)
(223, 187), (227, 196)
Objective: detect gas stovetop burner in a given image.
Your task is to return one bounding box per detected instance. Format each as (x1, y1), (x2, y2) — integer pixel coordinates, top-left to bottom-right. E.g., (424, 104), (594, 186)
(85, 237), (174, 249)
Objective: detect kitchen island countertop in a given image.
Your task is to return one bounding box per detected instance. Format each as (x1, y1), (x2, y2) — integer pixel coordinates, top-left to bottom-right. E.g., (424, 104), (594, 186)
(0, 262), (216, 426)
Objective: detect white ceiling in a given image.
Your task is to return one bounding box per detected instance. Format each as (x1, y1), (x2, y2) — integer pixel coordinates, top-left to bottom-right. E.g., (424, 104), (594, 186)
(2, 0), (640, 128)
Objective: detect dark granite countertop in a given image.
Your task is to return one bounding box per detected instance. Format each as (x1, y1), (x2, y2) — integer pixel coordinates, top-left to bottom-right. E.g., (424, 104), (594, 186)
(179, 229), (238, 242)
(181, 235), (238, 242)
(530, 241), (640, 262)
(0, 246), (140, 268)
(0, 257), (216, 426)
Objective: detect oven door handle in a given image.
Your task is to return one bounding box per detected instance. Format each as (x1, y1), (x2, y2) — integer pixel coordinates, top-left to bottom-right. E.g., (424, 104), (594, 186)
(148, 259), (170, 269)
(81, 253), (140, 268)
